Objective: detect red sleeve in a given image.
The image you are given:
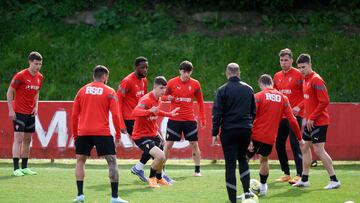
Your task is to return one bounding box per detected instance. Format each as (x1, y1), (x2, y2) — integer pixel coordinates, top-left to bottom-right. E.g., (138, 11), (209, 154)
(117, 80), (128, 129)
(273, 74), (279, 90)
(71, 91), (81, 139)
(255, 93), (261, 110)
(295, 78), (304, 110)
(283, 96), (302, 140)
(194, 82), (206, 125)
(144, 78), (148, 94)
(109, 91), (121, 140)
(10, 73), (22, 89)
(309, 78), (330, 121)
(131, 100), (152, 117)
(157, 110), (172, 117)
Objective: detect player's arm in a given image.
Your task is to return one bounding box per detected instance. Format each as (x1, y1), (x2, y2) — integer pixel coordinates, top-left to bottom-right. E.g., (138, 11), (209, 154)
(7, 75), (21, 120)
(109, 92), (121, 140)
(71, 92), (81, 140)
(161, 83), (173, 101)
(32, 92), (40, 116)
(116, 80), (128, 130)
(309, 78), (330, 121)
(251, 93), (257, 123)
(131, 100), (153, 117)
(283, 97), (302, 140)
(195, 83), (206, 127)
(293, 78), (305, 116)
(212, 88), (223, 136)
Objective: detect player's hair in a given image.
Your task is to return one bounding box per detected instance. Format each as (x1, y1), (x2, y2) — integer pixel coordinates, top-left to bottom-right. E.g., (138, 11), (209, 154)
(28, 51), (42, 61)
(93, 65), (109, 79)
(279, 48), (293, 59)
(135, 56), (148, 67)
(179, 60), (193, 71)
(296, 54), (311, 64)
(258, 74), (273, 86)
(154, 76), (167, 86)
(226, 62), (240, 75)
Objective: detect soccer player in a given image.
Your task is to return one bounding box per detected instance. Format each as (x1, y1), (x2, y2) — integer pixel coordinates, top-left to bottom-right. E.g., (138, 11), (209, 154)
(292, 54), (341, 189)
(273, 48), (304, 184)
(212, 63), (256, 203)
(71, 65), (128, 203)
(163, 60), (206, 177)
(7, 51), (44, 176)
(117, 56), (151, 182)
(131, 76), (179, 188)
(247, 74), (304, 196)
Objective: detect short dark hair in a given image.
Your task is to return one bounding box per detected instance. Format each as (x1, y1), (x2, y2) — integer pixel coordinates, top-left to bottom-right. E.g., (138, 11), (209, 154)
(93, 65), (109, 79)
(179, 60), (193, 72)
(135, 56), (148, 67)
(154, 76), (167, 86)
(258, 74), (273, 86)
(296, 54), (311, 64)
(279, 48), (293, 59)
(28, 51), (42, 61)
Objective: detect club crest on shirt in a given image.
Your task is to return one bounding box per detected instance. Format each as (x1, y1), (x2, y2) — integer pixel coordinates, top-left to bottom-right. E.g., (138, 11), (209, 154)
(188, 86), (192, 91)
(288, 77), (292, 82)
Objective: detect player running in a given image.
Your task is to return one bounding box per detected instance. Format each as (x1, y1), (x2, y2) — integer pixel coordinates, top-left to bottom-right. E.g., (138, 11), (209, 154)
(247, 74), (304, 196)
(117, 56), (152, 182)
(7, 51), (44, 176)
(163, 61), (206, 177)
(72, 65), (128, 203)
(292, 54), (340, 189)
(131, 76), (179, 188)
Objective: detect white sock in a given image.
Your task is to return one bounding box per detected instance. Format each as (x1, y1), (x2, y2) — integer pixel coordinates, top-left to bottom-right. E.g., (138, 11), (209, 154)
(135, 162), (145, 170)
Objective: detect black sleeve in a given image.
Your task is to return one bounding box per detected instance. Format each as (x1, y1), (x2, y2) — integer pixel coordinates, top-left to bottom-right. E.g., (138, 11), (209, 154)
(212, 88), (223, 136)
(250, 92), (256, 123)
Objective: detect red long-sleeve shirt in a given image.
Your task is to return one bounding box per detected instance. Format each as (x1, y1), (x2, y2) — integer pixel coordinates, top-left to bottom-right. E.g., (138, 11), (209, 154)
(131, 92), (172, 140)
(164, 77), (205, 125)
(10, 68), (44, 114)
(273, 67), (304, 117)
(303, 71), (330, 125)
(117, 72), (148, 128)
(252, 88), (301, 145)
(71, 81), (121, 140)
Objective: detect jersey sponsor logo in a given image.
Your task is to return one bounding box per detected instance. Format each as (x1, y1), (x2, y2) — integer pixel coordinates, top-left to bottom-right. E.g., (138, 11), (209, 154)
(85, 86), (104, 95)
(25, 85), (40, 90)
(280, 89), (292, 94)
(265, 93), (282, 102)
(148, 115), (158, 120)
(175, 97), (192, 102)
(176, 86), (181, 90)
(304, 94), (309, 99)
(135, 90), (145, 97)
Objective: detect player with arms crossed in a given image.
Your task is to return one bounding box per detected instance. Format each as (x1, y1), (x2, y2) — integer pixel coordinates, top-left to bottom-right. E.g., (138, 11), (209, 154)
(7, 51), (44, 176)
(131, 76), (179, 188)
(292, 54), (340, 189)
(247, 74), (304, 196)
(72, 65), (128, 203)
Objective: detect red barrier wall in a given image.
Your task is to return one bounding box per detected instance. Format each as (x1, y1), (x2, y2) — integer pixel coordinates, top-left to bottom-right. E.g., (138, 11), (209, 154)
(0, 101), (359, 160)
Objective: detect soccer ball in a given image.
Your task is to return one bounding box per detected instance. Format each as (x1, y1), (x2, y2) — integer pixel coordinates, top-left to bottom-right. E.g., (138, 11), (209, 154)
(249, 179), (261, 195)
(237, 193), (259, 203)
(242, 199), (257, 203)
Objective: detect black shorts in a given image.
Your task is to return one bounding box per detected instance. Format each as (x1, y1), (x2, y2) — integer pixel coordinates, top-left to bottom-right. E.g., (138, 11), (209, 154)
(166, 120), (198, 141)
(303, 125), (328, 143)
(134, 136), (163, 154)
(75, 136), (116, 156)
(13, 113), (35, 133)
(250, 140), (273, 157)
(124, 120), (135, 136)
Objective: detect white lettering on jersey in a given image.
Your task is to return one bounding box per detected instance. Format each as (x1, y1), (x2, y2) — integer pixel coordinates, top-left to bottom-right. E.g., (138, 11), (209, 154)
(304, 94), (309, 99)
(265, 93), (282, 102)
(25, 85), (40, 90)
(280, 89), (292, 95)
(136, 90), (145, 97)
(175, 97), (192, 102)
(85, 86), (103, 95)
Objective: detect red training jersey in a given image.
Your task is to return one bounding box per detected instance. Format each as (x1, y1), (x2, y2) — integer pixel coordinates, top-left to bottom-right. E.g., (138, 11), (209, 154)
(164, 77), (205, 125)
(131, 92), (172, 140)
(10, 68), (44, 114)
(117, 72), (147, 127)
(303, 71), (330, 126)
(71, 81), (121, 140)
(252, 88), (301, 145)
(273, 67), (304, 117)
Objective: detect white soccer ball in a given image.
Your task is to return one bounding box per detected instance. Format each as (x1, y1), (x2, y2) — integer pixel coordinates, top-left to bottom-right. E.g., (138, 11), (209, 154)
(237, 193), (259, 203)
(242, 199), (257, 203)
(249, 179), (261, 195)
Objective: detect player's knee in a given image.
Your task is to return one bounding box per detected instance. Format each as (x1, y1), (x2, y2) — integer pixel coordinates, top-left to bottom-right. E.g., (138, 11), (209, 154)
(22, 136), (32, 144)
(313, 146), (324, 155)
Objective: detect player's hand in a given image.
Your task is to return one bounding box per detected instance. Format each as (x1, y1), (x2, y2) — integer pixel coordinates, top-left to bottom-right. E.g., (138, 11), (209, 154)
(167, 95), (174, 101)
(248, 141), (254, 152)
(292, 106), (300, 116)
(9, 109), (16, 120)
(116, 138), (122, 147)
(211, 135), (221, 146)
(120, 128), (128, 134)
(200, 121), (206, 129)
(170, 107), (180, 117)
(306, 119), (314, 132)
(149, 106), (159, 114)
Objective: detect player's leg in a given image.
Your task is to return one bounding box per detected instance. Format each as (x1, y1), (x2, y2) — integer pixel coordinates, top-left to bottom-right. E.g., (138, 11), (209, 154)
(163, 120), (181, 179)
(184, 121), (201, 176)
(288, 117), (303, 184)
(20, 114), (37, 175)
(162, 140), (175, 183)
(259, 155), (269, 196)
(148, 145), (167, 187)
(275, 119), (291, 182)
(220, 129), (241, 203)
(293, 138), (311, 187)
(12, 132), (24, 176)
(236, 128), (252, 199)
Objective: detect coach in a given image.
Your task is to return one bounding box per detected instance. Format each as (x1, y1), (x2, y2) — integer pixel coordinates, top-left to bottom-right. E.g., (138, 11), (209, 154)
(212, 63), (256, 203)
